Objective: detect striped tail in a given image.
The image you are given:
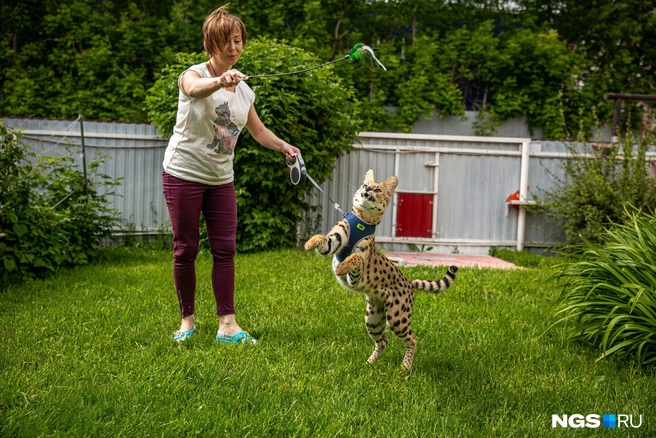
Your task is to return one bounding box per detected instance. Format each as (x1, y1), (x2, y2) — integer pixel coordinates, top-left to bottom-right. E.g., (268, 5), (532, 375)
(411, 265), (458, 293)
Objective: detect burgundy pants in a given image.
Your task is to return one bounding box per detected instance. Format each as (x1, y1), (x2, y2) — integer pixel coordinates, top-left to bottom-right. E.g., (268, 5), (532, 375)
(162, 171), (237, 317)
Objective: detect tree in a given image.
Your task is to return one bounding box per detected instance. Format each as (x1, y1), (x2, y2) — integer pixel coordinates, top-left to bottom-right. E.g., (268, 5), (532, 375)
(0, 0), (175, 121)
(1, 1), (654, 138)
(519, 0), (656, 133)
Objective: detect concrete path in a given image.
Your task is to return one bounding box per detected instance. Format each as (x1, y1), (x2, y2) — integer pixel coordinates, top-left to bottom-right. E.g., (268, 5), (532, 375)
(385, 252), (519, 270)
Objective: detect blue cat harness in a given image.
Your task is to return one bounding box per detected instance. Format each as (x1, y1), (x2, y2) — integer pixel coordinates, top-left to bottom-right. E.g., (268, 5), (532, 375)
(335, 212), (376, 262)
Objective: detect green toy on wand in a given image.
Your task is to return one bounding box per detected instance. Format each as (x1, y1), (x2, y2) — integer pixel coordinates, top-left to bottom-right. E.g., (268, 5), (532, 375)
(243, 43), (387, 81)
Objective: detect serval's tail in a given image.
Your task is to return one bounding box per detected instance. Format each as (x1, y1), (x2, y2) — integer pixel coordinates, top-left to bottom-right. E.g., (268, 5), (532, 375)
(411, 265), (458, 293)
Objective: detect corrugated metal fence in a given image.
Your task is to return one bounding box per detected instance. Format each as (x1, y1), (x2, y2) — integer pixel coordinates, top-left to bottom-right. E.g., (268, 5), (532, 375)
(4, 117), (654, 254)
(3, 117), (170, 235)
(305, 133), (569, 254)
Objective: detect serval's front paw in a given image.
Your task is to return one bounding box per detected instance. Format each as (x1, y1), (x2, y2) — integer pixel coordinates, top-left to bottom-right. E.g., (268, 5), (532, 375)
(304, 235), (327, 251)
(334, 253), (362, 276)
(334, 262), (351, 276)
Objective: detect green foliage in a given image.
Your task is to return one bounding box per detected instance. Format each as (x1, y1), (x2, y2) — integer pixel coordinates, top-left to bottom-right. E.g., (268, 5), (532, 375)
(386, 35), (466, 132)
(551, 207), (656, 366)
(540, 134), (656, 248)
(0, 0), (177, 121)
(0, 124), (122, 284)
(408, 243), (433, 253)
(522, 0), (656, 129)
(484, 28), (586, 139)
(333, 20), (587, 137)
(3, 1), (654, 137)
(145, 39), (360, 252)
(489, 248), (558, 269)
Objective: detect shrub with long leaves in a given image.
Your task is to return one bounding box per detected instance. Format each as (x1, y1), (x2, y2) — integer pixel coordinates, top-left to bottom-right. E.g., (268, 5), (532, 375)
(551, 207), (656, 366)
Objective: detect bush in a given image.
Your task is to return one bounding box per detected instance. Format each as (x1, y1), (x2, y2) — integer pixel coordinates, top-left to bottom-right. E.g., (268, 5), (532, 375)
(146, 39), (361, 252)
(551, 207), (656, 366)
(540, 134), (656, 249)
(0, 124), (122, 284)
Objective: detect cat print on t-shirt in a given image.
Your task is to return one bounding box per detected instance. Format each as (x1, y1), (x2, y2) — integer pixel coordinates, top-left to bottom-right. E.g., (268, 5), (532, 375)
(207, 102), (240, 156)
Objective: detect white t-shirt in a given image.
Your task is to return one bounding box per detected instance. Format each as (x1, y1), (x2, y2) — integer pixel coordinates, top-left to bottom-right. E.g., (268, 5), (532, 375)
(163, 63), (256, 185)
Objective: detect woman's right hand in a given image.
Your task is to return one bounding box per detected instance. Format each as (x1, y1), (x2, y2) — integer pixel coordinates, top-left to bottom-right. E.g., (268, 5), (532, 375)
(217, 69), (245, 88)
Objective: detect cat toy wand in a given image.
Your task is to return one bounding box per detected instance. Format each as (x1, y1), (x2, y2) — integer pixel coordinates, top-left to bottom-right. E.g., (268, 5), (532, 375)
(243, 43), (386, 81)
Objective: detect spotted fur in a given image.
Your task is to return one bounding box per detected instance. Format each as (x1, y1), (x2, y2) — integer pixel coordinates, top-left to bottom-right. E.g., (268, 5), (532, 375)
(305, 169), (458, 371)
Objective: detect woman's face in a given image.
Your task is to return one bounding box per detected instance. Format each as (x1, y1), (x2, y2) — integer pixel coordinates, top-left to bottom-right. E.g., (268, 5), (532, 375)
(216, 27), (243, 67)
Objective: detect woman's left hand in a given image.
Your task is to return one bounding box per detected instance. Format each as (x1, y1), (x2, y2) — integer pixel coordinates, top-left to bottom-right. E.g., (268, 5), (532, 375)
(282, 143), (301, 162)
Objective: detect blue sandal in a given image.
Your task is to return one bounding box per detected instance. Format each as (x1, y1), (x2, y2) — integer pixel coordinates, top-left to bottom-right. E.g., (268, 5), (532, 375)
(216, 330), (257, 345)
(173, 327), (197, 342)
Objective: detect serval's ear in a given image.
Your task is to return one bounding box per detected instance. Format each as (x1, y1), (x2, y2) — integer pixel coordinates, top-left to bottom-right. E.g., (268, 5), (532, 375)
(364, 169), (375, 185)
(382, 175), (398, 196)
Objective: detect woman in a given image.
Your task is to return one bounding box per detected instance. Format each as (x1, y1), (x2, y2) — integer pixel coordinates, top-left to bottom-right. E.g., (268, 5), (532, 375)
(162, 5), (300, 344)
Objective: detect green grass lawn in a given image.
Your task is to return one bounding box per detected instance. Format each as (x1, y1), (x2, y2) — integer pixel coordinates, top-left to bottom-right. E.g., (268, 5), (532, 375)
(1, 247), (654, 437)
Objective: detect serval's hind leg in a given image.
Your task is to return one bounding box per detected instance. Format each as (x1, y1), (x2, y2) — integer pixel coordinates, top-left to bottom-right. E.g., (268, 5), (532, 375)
(389, 321), (417, 372)
(364, 297), (388, 365)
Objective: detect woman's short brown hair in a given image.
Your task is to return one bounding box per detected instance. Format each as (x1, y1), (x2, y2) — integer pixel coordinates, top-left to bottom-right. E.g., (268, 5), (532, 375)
(203, 4), (248, 57)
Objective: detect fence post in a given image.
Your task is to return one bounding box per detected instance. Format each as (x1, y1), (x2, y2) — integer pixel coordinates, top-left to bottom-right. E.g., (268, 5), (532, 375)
(79, 111), (89, 197)
(604, 92), (656, 143)
(516, 140), (531, 251)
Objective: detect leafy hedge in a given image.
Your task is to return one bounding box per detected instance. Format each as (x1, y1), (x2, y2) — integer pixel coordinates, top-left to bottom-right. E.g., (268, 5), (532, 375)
(146, 39), (360, 252)
(0, 124), (122, 284)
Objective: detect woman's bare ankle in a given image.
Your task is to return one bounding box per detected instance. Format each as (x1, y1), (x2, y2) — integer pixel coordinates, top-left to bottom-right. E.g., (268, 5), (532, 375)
(180, 314), (195, 332)
(218, 314), (242, 336)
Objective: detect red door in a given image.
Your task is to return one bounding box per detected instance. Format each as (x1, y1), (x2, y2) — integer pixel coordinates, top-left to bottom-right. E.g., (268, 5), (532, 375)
(396, 193), (433, 238)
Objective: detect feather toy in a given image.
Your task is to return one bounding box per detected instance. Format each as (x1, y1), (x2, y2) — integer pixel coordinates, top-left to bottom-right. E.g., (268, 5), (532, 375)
(243, 43), (386, 81)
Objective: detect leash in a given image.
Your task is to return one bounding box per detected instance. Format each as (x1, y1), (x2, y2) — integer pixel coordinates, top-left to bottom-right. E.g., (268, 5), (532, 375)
(287, 154), (344, 215)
